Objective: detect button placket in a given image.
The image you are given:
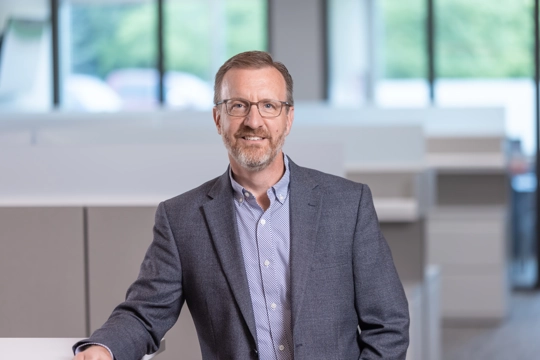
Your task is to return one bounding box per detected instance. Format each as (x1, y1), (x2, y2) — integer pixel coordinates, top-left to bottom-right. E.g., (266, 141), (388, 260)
(256, 209), (286, 357)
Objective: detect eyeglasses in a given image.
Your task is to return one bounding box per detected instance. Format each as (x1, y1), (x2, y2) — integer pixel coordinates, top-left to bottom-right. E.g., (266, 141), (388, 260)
(215, 98), (291, 118)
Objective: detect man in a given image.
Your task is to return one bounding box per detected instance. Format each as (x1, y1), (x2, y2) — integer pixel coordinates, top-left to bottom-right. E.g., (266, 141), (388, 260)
(73, 51), (409, 360)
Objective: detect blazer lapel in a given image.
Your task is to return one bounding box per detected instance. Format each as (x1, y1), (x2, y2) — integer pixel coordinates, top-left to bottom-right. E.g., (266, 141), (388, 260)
(202, 171), (258, 343)
(288, 160), (322, 329)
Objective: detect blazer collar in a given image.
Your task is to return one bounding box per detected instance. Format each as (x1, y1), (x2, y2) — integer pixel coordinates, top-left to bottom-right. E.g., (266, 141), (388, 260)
(287, 158), (322, 329)
(202, 158), (323, 338)
(202, 170), (258, 343)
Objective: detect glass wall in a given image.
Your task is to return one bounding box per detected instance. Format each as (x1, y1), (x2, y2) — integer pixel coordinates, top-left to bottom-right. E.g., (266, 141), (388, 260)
(0, 0), (52, 112)
(55, 0), (266, 112)
(164, 0), (266, 110)
(328, 0), (428, 107)
(376, 0), (429, 107)
(327, 0), (370, 106)
(435, 0), (534, 155)
(62, 0), (157, 111)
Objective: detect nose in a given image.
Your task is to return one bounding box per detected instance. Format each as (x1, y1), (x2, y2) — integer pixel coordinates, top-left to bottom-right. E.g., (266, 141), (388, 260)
(243, 103), (264, 129)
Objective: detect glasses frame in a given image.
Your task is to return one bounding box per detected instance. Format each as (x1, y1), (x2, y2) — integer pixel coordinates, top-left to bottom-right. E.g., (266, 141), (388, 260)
(215, 98), (291, 118)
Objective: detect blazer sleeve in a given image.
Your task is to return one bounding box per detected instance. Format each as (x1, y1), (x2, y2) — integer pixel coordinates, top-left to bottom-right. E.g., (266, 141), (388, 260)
(353, 184), (410, 359)
(73, 202), (184, 360)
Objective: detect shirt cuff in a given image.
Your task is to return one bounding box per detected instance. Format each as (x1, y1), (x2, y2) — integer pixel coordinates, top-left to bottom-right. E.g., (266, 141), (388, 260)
(75, 342), (114, 359)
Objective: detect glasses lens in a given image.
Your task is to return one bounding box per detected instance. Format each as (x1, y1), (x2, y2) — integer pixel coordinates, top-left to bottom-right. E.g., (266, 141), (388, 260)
(258, 100), (281, 117)
(226, 99), (249, 116)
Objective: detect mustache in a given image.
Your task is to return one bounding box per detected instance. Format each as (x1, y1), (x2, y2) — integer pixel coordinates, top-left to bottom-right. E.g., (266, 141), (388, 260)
(234, 127), (270, 139)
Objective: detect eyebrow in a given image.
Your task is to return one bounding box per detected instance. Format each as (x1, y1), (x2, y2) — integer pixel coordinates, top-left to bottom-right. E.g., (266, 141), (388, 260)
(227, 98), (279, 102)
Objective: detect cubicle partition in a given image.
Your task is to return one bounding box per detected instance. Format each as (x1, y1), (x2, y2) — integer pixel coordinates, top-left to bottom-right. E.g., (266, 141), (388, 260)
(424, 108), (510, 323)
(0, 207), (86, 337)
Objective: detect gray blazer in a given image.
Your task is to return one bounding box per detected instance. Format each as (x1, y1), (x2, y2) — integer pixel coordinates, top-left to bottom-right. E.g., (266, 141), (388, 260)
(75, 158), (409, 360)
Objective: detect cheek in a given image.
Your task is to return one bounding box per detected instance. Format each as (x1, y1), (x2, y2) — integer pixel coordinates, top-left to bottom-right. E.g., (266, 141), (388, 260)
(221, 122), (237, 137)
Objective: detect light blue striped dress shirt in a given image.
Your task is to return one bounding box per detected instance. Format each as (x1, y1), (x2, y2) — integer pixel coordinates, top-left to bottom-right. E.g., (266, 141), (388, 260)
(229, 156), (293, 360)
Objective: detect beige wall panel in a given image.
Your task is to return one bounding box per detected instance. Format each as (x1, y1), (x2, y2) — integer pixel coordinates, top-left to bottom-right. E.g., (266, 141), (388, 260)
(380, 221), (425, 283)
(437, 173), (508, 206)
(0, 207), (86, 337)
(427, 137), (503, 154)
(440, 271), (508, 321)
(347, 172), (418, 198)
(427, 218), (506, 266)
(87, 206), (201, 360)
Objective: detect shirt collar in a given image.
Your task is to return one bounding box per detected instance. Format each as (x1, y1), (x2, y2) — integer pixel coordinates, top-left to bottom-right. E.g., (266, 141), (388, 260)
(229, 154), (291, 205)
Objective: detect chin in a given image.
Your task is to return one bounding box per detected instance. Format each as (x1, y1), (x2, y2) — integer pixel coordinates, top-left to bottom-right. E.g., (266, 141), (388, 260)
(221, 132), (284, 172)
(235, 152), (274, 172)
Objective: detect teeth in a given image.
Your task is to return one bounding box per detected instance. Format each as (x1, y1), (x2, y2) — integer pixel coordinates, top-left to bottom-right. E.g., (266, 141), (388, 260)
(244, 137), (263, 140)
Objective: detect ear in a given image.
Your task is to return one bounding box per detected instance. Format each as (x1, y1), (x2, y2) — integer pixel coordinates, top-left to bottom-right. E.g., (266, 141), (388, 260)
(213, 106), (222, 135)
(284, 106), (294, 136)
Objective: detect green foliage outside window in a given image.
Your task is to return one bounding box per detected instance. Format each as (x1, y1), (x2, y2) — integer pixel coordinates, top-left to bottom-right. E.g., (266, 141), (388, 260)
(70, 1), (266, 81)
(380, 0), (426, 79)
(381, 0), (533, 79)
(71, 0), (532, 81)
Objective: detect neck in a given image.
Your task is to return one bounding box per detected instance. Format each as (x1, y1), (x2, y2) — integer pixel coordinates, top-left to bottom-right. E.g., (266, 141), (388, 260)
(230, 152), (285, 210)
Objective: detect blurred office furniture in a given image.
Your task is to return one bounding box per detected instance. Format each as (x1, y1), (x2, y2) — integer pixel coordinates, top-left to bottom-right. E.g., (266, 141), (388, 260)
(0, 338), (165, 359)
(425, 107), (510, 322)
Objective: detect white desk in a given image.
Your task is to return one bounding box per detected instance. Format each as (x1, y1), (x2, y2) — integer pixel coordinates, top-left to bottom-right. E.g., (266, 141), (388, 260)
(0, 338), (165, 359)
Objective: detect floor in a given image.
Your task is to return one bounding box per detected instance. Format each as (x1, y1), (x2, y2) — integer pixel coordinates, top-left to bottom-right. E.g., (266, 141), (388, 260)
(442, 291), (540, 360)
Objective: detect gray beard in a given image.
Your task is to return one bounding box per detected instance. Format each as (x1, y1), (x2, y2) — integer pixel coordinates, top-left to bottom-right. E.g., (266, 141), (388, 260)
(221, 131), (285, 172)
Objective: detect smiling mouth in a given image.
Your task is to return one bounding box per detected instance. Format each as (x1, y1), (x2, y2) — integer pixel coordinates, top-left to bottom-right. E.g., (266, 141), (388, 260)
(242, 136), (265, 141)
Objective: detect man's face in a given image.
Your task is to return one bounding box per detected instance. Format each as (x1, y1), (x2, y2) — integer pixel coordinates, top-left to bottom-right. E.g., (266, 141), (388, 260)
(213, 67), (294, 172)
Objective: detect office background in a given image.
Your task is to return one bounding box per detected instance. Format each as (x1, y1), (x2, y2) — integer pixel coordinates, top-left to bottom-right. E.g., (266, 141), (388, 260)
(0, 1), (538, 359)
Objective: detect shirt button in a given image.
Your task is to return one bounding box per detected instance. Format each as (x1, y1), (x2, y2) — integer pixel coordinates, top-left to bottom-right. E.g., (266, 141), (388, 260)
(238, 198), (243, 203)
(260, 219), (266, 225)
(279, 345), (285, 351)
(264, 259), (270, 267)
(244, 192), (251, 198)
(271, 303), (277, 309)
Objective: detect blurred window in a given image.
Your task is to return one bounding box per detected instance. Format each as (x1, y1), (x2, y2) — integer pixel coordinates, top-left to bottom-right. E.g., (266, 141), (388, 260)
(62, 0), (157, 111)
(327, 0), (369, 106)
(61, 0), (266, 112)
(164, 0), (267, 110)
(0, 3), (52, 112)
(435, 0), (534, 155)
(328, 0), (428, 107)
(376, 0), (428, 107)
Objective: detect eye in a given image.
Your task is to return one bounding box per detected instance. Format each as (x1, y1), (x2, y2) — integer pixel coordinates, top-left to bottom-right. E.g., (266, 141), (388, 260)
(229, 100), (248, 109)
(262, 101), (278, 110)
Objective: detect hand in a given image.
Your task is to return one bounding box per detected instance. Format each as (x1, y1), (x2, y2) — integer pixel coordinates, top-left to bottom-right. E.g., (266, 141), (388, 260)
(73, 345), (113, 360)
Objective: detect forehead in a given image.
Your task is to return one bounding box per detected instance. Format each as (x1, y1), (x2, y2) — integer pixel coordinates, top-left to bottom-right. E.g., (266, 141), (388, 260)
(221, 67), (287, 99)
